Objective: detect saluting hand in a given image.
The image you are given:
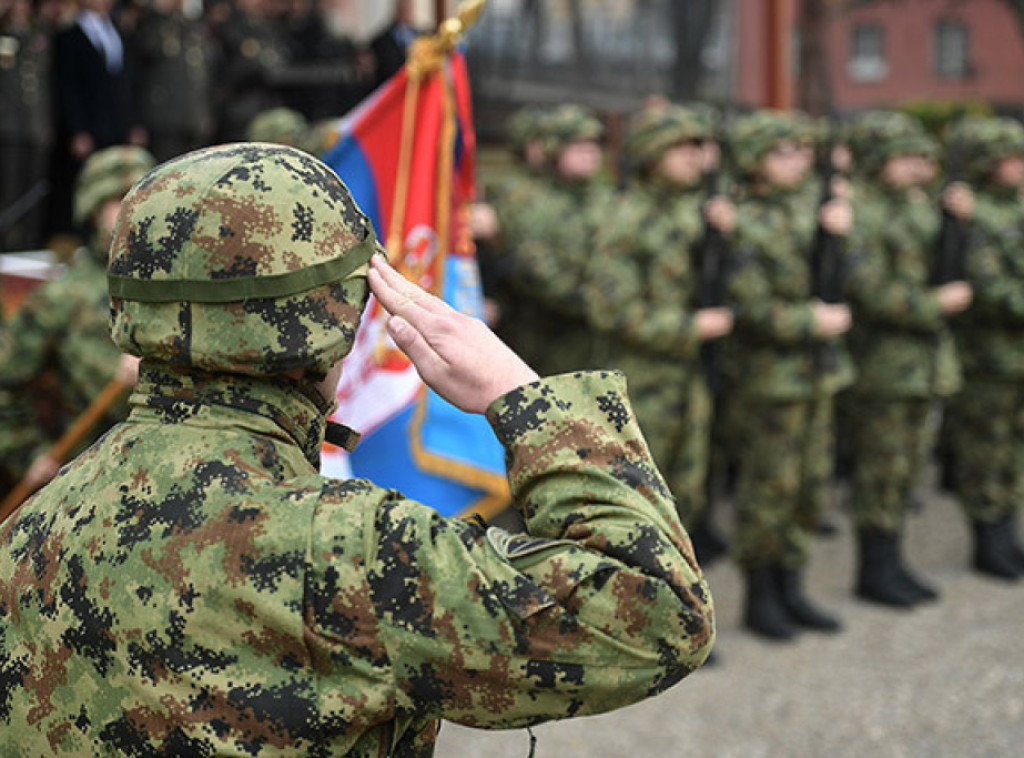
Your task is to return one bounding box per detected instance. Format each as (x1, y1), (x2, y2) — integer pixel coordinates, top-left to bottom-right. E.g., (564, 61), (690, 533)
(367, 255), (539, 414)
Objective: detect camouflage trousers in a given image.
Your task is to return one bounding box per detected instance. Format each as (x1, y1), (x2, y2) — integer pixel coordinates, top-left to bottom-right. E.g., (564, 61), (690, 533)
(619, 358), (711, 529)
(731, 395), (834, 570)
(950, 379), (1024, 525)
(849, 398), (934, 534)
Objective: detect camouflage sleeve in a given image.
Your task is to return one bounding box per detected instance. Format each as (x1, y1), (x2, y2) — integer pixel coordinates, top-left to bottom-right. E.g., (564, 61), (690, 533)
(844, 236), (944, 331)
(727, 250), (816, 344)
(0, 279), (69, 388)
(964, 232), (1024, 325)
(309, 372), (713, 730)
(584, 204), (701, 359)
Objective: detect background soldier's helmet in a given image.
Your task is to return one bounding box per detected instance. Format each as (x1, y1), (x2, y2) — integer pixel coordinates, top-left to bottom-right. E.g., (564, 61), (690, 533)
(727, 109), (800, 176)
(626, 103), (710, 171)
(245, 107), (310, 149)
(946, 115), (1024, 182)
(74, 146), (157, 225)
(847, 110), (934, 176)
(506, 105), (547, 155)
(537, 103), (604, 161)
(108, 143), (383, 378)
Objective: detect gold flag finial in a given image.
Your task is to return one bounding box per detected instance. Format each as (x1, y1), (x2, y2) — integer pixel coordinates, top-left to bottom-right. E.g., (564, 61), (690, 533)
(407, 0), (487, 80)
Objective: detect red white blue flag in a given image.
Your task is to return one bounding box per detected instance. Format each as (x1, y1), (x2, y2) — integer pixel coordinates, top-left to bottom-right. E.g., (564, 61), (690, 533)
(319, 49), (510, 518)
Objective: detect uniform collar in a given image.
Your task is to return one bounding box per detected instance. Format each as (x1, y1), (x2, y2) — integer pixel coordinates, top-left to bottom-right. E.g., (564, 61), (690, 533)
(129, 362), (331, 469)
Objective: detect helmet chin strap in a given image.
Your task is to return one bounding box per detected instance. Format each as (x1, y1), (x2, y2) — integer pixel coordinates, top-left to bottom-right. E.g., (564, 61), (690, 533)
(324, 421), (361, 452)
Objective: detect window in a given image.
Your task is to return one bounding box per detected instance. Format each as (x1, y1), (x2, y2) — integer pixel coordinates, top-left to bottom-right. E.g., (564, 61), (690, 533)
(847, 23), (887, 82)
(934, 19), (971, 78)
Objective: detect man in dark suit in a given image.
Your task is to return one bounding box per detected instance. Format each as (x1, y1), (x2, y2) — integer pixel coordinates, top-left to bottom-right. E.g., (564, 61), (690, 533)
(47, 0), (144, 236)
(370, 0), (419, 89)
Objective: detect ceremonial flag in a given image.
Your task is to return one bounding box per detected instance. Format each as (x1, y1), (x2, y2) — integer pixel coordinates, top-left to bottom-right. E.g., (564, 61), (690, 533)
(319, 42), (510, 518)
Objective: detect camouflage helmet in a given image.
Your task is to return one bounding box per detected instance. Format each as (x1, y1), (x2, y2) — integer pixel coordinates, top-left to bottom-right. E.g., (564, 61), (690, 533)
(506, 106), (547, 154)
(108, 143), (383, 379)
(727, 110), (801, 176)
(74, 146), (156, 225)
(245, 107), (309, 148)
(945, 115), (1024, 182)
(537, 104), (604, 161)
(626, 103), (711, 171)
(847, 110), (933, 176)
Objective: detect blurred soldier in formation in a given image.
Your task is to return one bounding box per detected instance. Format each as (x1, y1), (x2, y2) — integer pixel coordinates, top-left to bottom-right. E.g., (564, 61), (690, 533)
(944, 116), (1024, 580)
(844, 111), (974, 607)
(213, 0), (288, 142)
(493, 103), (612, 377)
(722, 110), (854, 641)
(0, 0), (52, 252)
(131, 0), (215, 162)
(245, 105), (309, 148)
(0, 146), (152, 497)
(584, 102), (733, 530)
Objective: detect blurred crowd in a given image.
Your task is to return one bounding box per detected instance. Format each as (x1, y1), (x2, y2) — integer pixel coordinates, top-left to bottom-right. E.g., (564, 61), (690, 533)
(0, 0), (415, 251)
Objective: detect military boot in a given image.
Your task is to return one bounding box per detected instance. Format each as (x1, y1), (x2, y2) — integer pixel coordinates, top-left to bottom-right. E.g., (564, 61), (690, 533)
(1002, 512), (1024, 574)
(972, 518), (1024, 580)
(776, 567), (842, 632)
(744, 566), (797, 641)
(855, 529), (918, 608)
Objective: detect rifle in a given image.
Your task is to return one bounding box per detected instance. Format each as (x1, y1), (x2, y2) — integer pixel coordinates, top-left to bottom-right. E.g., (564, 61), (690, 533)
(809, 115), (848, 372)
(695, 118), (732, 397)
(930, 132), (970, 285)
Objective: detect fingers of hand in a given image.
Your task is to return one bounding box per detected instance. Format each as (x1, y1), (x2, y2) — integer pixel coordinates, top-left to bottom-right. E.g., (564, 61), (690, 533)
(368, 257), (451, 321)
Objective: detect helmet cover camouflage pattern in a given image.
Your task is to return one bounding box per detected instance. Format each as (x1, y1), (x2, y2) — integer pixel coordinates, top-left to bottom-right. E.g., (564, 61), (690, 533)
(246, 107), (310, 148)
(847, 110), (933, 176)
(946, 115), (1024, 182)
(538, 104), (604, 161)
(627, 103), (711, 170)
(108, 143), (383, 378)
(727, 110), (801, 176)
(74, 146), (157, 225)
(506, 105), (548, 153)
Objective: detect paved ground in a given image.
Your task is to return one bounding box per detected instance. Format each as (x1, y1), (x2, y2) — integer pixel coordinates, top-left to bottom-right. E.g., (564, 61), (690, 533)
(435, 476), (1024, 757)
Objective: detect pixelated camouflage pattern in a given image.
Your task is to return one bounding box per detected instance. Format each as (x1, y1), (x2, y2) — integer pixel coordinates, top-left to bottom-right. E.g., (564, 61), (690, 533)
(0, 369), (714, 753)
(722, 185), (854, 401)
(109, 143), (382, 378)
(728, 396), (834, 569)
(246, 108), (310, 148)
(497, 172), (613, 376)
(73, 146), (157, 226)
(626, 104), (710, 172)
(726, 110), (801, 177)
(846, 110), (934, 178)
(506, 105), (548, 155)
(0, 237), (129, 483)
(584, 181), (710, 525)
(945, 115), (1024, 186)
(950, 380), (1024, 525)
(536, 103), (603, 162)
(846, 180), (961, 399)
(947, 159), (1024, 525)
(848, 398), (934, 534)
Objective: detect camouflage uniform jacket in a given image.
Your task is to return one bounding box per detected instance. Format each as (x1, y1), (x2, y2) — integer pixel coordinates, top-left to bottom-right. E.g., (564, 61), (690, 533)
(500, 175), (614, 375)
(722, 186), (854, 401)
(585, 182), (706, 369)
(0, 243), (126, 470)
(0, 366), (714, 755)
(846, 182), (961, 398)
(956, 186), (1024, 380)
